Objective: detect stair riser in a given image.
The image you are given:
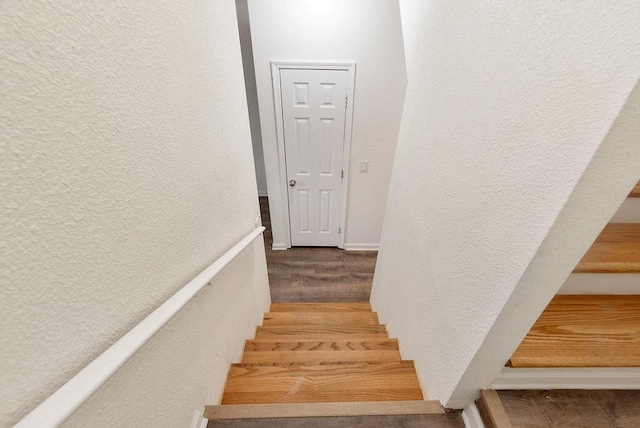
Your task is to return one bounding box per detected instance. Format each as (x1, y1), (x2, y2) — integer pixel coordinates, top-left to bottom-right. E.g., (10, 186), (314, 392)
(611, 198), (640, 223)
(262, 312), (379, 326)
(558, 273), (640, 295)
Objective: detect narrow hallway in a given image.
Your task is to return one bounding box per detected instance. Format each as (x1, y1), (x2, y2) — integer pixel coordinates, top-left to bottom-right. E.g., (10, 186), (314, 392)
(261, 198), (378, 303)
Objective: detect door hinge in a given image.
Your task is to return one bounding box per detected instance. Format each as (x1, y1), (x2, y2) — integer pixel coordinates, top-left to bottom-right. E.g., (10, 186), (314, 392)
(341, 170), (344, 179)
(338, 227), (341, 234)
(345, 95), (348, 108)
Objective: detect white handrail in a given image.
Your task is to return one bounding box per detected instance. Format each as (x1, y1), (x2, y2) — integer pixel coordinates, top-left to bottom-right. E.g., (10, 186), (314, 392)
(16, 226), (266, 428)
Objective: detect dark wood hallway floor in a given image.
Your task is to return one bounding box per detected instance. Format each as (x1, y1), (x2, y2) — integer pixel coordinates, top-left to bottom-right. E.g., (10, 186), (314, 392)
(260, 197), (377, 302)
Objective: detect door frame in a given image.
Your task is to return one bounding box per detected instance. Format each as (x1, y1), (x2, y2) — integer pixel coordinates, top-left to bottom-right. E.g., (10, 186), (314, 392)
(271, 61), (356, 249)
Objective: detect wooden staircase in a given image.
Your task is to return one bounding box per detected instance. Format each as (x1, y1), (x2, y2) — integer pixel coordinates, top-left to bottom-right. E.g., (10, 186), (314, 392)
(509, 181), (640, 368)
(205, 302), (444, 421)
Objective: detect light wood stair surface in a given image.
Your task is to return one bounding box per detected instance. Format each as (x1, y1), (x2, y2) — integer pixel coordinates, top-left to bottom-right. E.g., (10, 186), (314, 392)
(630, 181), (640, 198)
(574, 223), (640, 273)
(209, 302), (442, 420)
(509, 295), (640, 368)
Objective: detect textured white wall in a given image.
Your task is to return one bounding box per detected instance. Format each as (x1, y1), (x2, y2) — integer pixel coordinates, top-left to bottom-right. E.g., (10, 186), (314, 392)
(248, 0), (407, 248)
(1, 0), (269, 426)
(372, 0), (640, 408)
(66, 243), (270, 427)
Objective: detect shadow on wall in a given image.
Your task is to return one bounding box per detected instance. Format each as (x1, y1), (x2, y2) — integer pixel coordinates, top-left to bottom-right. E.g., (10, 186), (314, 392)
(236, 0), (268, 197)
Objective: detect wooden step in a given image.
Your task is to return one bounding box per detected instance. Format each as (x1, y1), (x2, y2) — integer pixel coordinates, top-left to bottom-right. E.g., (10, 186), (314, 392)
(262, 311), (379, 326)
(221, 361), (424, 404)
(509, 295), (640, 368)
(255, 325), (388, 340)
(574, 224), (640, 273)
(269, 302), (372, 312)
(241, 350), (401, 364)
(630, 181), (640, 198)
(244, 339), (399, 352)
(204, 401), (444, 420)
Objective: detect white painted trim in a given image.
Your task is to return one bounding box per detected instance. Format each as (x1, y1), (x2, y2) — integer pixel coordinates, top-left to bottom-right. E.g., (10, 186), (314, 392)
(271, 242), (288, 251)
(343, 243), (379, 251)
(462, 402), (485, 428)
(270, 61), (356, 250)
(15, 227), (266, 428)
(190, 410), (208, 428)
(491, 367), (640, 390)
(558, 273), (640, 294)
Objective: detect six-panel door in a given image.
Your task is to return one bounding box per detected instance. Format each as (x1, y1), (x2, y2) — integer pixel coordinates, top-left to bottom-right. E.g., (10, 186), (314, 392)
(280, 69), (348, 246)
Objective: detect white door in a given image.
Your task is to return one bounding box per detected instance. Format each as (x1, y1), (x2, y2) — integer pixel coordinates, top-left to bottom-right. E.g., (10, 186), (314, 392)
(280, 68), (348, 246)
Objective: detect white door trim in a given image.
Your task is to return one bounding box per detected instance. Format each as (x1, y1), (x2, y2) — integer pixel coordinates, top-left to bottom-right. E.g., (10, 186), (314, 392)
(271, 61), (355, 249)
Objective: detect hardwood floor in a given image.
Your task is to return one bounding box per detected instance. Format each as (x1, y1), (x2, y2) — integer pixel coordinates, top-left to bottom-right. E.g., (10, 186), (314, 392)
(209, 413), (465, 427)
(260, 197), (377, 302)
(495, 390), (640, 427)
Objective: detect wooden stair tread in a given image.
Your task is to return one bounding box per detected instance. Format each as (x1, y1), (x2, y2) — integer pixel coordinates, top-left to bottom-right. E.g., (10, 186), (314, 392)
(574, 224), (640, 273)
(630, 181), (640, 198)
(244, 339), (399, 352)
(269, 302), (372, 312)
(241, 350), (402, 363)
(204, 401), (444, 420)
(215, 302), (428, 413)
(255, 325), (388, 340)
(510, 295), (640, 368)
(221, 361), (424, 404)
(262, 311), (379, 326)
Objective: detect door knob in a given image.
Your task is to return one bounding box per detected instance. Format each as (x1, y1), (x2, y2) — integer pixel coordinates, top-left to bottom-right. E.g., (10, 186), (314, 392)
(289, 179), (297, 187)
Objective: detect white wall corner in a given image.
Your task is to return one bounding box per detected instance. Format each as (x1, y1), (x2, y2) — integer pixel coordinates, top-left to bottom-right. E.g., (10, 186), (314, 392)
(461, 402), (485, 428)
(271, 243), (288, 251)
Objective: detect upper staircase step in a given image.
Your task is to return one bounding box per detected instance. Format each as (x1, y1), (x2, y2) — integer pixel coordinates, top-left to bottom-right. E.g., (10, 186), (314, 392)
(255, 325), (388, 340)
(244, 339), (399, 352)
(269, 302), (372, 312)
(630, 181), (640, 198)
(214, 302), (429, 418)
(262, 311), (379, 326)
(574, 223), (640, 273)
(509, 295), (640, 368)
(241, 350), (402, 364)
(221, 361), (424, 404)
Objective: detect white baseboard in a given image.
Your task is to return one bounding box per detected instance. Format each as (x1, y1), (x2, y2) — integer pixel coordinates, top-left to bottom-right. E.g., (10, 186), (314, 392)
(343, 243), (379, 251)
(558, 273), (640, 294)
(271, 243), (288, 251)
(491, 367), (640, 390)
(462, 402), (485, 428)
